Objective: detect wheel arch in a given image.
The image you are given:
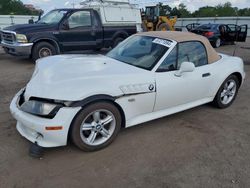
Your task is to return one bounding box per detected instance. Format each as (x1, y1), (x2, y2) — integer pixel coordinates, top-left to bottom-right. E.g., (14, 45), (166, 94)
(32, 38), (60, 54)
(67, 94), (126, 143)
(112, 31), (129, 41)
(212, 72), (243, 108)
(213, 71), (243, 100)
(231, 72), (243, 87)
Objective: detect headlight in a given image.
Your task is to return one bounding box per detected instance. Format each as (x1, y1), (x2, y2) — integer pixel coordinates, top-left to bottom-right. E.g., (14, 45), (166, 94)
(20, 100), (63, 118)
(16, 34), (28, 43)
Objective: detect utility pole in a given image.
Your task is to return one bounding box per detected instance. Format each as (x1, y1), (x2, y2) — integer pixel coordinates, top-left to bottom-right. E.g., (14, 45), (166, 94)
(71, 0), (75, 8)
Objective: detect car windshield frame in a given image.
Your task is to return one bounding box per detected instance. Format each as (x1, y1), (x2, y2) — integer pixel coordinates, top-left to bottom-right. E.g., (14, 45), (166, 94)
(106, 35), (170, 71)
(37, 10), (68, 24)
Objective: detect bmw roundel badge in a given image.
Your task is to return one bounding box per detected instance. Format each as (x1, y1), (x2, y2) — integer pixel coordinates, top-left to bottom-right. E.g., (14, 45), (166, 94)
(148, 84), (154, 91)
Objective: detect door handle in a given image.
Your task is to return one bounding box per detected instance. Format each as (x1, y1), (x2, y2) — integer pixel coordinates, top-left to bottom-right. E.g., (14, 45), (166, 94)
(202, 73), (211, 77)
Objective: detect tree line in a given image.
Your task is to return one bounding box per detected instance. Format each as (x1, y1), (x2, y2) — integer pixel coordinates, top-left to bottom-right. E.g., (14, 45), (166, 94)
(157, 2), (250, 17)
(0, 0), (42, 15)
(0, 0), (249, 17)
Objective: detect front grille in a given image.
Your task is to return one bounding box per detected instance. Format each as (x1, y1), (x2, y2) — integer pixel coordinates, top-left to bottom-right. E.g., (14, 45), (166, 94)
(1, 31), (16, 44)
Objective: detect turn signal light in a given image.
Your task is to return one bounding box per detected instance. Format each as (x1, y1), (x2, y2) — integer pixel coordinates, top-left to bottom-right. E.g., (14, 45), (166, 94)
(45, 126), (63, 131)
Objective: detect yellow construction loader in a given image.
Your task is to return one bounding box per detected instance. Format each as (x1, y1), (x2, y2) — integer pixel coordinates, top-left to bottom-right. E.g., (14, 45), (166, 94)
(141, 5), (177, 31)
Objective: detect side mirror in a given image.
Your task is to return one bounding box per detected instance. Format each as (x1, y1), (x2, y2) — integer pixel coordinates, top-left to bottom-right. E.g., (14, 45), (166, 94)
(28, 19), (34, 24)
(175, 62), (195, 77)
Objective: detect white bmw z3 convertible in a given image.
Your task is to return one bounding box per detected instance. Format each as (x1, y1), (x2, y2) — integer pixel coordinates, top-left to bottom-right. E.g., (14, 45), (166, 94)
(10, 31), (245, 151)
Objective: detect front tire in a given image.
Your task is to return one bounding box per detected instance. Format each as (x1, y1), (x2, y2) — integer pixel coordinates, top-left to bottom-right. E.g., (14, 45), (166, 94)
(70, 101), (122, 151)
(32, 41), (57, 61)
(213, 75), (239, 109)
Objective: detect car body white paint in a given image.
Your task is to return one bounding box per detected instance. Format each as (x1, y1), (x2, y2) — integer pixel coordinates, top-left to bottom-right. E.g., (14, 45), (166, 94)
(118, 53), (245, 127)
(26, 54), (155, 101)
(10, 44), (245, 148)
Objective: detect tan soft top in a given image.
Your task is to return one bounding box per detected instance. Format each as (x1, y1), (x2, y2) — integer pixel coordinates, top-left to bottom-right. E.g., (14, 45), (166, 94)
(136, 31), (221, 64)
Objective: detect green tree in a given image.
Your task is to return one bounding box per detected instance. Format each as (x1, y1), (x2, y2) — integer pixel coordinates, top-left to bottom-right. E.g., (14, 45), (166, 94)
(157, 2), (172, 16)
(193, 6), (217, 17)
(0, 0), (42, 15)
(192, 2), (239, 17)
(215, 2), (237, 16)
(238, 8), (250, 16)
(170, 3), (191, 18)
(178, 3), (191, 17)
(171, 7), (181, 17)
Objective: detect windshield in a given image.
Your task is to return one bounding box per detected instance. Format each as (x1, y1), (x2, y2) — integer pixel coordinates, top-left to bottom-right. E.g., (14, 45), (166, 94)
(38, 10), (68, 24)
(106, 36), (170, 70)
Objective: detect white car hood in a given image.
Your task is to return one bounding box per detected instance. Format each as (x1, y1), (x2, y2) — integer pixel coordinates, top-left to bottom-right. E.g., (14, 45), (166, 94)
(25, 54), (155, 101)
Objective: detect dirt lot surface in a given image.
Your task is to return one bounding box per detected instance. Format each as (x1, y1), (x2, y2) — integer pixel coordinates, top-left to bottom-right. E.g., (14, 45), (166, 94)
(0, 40), (250, 188)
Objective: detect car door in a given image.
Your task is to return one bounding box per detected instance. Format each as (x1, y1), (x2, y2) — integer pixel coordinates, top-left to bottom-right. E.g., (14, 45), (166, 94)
(58, 10), (100, 51)
(237, 24), (248, 42)
(225, 24), (238, 42)
(154, 41), (214, 111)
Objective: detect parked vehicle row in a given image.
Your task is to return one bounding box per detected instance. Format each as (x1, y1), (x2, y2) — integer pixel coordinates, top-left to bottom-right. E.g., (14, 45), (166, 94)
(187, 23), (248, 48)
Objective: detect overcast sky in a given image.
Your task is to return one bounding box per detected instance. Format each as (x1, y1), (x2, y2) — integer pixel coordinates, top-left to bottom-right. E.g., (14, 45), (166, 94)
(21, 0), (250, 13)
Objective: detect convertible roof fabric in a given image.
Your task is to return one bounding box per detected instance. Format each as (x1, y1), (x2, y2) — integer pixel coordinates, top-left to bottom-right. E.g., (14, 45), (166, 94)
(136, 31), (221, 64)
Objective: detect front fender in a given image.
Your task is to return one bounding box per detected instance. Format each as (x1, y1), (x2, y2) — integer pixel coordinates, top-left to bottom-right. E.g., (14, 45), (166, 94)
(30, 36), (61, 52)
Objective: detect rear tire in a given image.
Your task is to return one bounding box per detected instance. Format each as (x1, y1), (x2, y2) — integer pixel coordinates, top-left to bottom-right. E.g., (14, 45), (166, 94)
(32, 41), (57, 61)
(70, 101), (122, 152)
(213, 75), (239, 109)
(213, 38), (221, 48)
(112, 37), (124, 48)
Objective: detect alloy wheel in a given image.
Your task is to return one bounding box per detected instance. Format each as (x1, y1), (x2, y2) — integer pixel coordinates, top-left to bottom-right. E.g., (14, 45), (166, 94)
(215, 38), (221, 48)
(80, 109), (116, 146)
(220, 79), (237, 105)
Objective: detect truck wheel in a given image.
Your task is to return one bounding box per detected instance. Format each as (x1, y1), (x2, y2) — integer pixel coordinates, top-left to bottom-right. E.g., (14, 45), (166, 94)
(70, 101), (122, 151)
(112, 37), (124, 48)
(32, 42), (57, 61)
(157, 23), (171, 31)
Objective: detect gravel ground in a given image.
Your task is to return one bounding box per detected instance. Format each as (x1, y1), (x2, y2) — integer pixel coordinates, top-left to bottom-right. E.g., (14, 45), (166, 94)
(0, 39), (250, 188)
